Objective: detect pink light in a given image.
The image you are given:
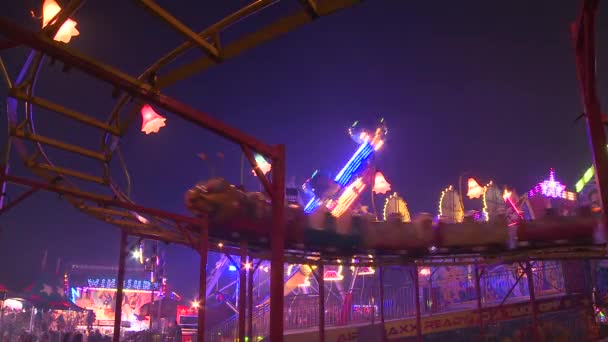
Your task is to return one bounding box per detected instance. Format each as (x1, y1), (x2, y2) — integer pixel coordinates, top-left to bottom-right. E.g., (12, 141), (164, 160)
(419, 268), (431, 276)
(503, 189), (523, 219)
(323, 269), (344, 281)
(357, 267), (375, 276)
(372, 171), (391, 195)
(467, 178), (484, 199)
(529, 169), (566, 198)
(140, 104), (166, 134)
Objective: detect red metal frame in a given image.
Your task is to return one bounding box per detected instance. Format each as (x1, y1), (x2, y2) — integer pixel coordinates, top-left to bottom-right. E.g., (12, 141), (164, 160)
(474, 265), (484, 339)
(0, 0), (605, 340)
(0, 186), (39, 215)
(113, 231), (128, 341)
(378, 266), (387, 342)
(525, 261), (539, 340)
(311, 263), (326, 342)
(0, 17), (287, 342)
(238, 241), (247, 342)
(0, 17), (276, 159)
(198, 221), (209, 341)
(572, 0), (608, 220)
(410, 267), (422, 342)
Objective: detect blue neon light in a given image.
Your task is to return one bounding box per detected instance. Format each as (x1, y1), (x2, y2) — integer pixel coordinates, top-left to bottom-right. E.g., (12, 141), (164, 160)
(228, 265), (237, 272)
(334, 142), (374, 186)
(304, 197), (322, 214)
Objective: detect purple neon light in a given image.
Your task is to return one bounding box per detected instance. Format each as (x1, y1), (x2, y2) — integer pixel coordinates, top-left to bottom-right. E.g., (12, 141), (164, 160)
(528, 169), (566, 198)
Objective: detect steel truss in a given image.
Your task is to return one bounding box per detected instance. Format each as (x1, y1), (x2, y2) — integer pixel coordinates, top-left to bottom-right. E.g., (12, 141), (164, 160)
(0, 1), (363, 340)
(0, 0), (606, 341)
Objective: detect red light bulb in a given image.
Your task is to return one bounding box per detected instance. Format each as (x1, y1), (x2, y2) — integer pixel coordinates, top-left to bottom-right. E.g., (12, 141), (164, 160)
(140, 104), (166, 134)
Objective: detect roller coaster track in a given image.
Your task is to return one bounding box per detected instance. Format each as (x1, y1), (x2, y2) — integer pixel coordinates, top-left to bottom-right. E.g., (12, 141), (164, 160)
(0, 0), (362, 250)
(0, 3), (362, 340)
(0, 0), (606, 286)
(1, 0), (608, 341)
(1, 0), (605, 269)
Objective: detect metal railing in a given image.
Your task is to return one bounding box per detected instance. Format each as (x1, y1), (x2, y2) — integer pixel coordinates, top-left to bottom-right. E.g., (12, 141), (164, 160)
(201, 262), (565, 340)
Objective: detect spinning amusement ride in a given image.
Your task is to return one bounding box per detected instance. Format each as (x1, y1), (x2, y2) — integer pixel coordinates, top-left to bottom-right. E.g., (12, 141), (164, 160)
(1, 0), (608, 341)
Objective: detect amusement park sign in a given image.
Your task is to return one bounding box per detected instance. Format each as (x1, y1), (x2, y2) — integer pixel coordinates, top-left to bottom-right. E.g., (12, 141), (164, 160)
(285, 295), (590, 342)
(84, 278), (159, 291)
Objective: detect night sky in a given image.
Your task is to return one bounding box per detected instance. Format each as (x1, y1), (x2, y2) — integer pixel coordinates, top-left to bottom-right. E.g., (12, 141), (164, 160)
(1, 0), (607, 299)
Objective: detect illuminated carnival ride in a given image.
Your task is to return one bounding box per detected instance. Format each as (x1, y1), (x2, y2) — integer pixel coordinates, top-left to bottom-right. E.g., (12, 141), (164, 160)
(185, 119), (601, 257)
(181, 123), (604, 338)
(1, 0), (606, 339)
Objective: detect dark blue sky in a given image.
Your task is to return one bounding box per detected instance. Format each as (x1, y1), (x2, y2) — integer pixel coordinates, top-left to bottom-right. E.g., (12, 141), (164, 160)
(1, 0), (607, 299)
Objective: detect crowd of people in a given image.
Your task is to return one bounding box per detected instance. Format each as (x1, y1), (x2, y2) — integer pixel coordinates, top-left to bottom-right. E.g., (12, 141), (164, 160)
(0, 306), (112, 342)
(0, 306), (183, 342)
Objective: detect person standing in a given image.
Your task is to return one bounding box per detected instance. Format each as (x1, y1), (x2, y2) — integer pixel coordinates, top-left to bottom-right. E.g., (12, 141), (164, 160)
(167, 321), (181, 342)
(86, 311), (96, 332)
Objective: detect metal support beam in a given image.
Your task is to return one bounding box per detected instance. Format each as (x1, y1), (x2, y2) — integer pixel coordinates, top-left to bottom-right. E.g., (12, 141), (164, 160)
(241, 144), (273, 197)
(299, 0), (320, 19)
(0, 56), (12, 87)
(572, 0), (608, 222)
(269, 144), (285, 342)
(157, 0), (362, 88)
(197, 220), (209, 342)
(0, 18), (276, 158)
(239, 241), (248, 342)
(0, 186), (39, 216)
(0, 39), (18, 52)
(247, 260), (261, 340)
(313, 263), (325, 342)
(112, 231), (128, 342)
(11, 128), (109, 161)
(411, 267), (422, 342)
(135, 0), (220, 60)
(3, 173), (204, 228)
(379, 265), (386, 342)
(30, 162), (107, 185)
(525, 261), (539, 341)
(9, 89), (121, 135)
(474, 265), (484, 339)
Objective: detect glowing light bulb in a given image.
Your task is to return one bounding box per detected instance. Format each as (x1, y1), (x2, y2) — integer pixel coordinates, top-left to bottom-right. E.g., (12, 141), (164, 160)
(466, 178), (484, 199)
(140, 104), (166, 134)
(251, 153), (271, 175)
(372, 171), (391, 195)
(42, 0), (80, 43)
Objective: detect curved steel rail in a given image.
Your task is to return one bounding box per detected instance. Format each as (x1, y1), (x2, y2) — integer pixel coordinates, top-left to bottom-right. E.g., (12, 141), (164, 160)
(1, 0), (362, 248)
(1, 0), (606, 267)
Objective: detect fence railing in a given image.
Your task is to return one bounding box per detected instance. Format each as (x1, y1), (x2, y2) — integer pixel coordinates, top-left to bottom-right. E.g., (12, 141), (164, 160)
(203, 262), (565, 340)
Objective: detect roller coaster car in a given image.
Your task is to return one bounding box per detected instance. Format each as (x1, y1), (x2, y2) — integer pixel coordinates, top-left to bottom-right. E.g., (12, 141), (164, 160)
(360, 214), (434, 254)
(185, 178), (246, 222)
(184, 178), (306, 244)
(437, 216), (510, 251)
(301, 209), (362, 253)
(516, 208), (597, 246)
